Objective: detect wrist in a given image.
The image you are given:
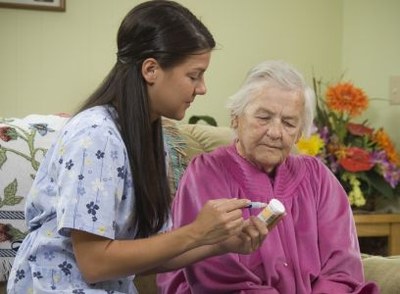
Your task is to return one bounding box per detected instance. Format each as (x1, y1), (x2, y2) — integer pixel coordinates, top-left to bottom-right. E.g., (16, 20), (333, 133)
(179, 223), (205, 250)
(212, 242), (228, 256)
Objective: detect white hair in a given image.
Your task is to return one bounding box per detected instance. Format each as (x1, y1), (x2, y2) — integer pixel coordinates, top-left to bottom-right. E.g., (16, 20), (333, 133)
(226, 60), (315, 137)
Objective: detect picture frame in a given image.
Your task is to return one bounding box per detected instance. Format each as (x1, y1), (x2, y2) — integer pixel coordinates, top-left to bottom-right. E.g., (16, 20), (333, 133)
(0, 0), (65, 12)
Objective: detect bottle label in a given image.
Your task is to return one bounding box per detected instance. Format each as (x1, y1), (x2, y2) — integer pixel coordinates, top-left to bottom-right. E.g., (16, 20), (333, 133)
(257, 200), (285, 230)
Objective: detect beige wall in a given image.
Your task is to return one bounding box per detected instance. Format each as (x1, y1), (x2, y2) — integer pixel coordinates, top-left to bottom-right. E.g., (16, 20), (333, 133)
(0, 0), (399, 146)
(342, 0), (400, 149)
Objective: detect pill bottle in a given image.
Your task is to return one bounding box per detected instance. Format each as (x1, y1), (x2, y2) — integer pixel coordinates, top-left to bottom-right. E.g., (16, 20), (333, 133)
(257, 199), (285, 230)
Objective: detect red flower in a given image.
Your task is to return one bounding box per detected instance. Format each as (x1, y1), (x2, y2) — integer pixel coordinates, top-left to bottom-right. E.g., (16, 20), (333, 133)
(347, 122), (373, 136)
(339, 147), (374, 172)
(0, 223), (11, 242)
(0, 127), (18, 142)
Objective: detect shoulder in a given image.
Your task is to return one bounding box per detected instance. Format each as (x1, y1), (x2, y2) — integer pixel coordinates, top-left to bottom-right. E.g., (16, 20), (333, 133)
(281, 154), (337, 194)
(60, 106), (124, 146)
(288, 154), (345, 197)
(47, 106), (128, 168)
(288, 154), (332, 177)
(190, 145), (233, 169)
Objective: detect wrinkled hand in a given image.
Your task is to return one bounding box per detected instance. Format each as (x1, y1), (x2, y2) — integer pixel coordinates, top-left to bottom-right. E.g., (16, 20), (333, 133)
(190, 198), (249, 246)
(217, 216), (268, 255)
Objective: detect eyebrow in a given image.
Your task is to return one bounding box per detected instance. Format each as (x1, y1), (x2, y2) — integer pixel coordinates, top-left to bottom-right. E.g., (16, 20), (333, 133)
(255, 108), (299, 121)
(190, 68), (206, 73)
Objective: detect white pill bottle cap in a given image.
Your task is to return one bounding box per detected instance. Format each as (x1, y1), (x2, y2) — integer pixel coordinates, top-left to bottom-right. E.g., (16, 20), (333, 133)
(269, 199), (285, 214)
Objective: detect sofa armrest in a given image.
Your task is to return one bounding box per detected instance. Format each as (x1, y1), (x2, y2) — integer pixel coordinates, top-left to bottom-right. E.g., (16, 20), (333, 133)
(130, 255), (400, 294)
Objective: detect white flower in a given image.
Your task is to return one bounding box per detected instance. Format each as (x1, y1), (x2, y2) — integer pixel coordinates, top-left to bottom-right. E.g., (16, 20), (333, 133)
(84, 158), (93, 166)
(45, 230), (53, 237)
(97, 226), (107, 235)
(91, 178), (104, 191)
(80, 136), (93, 149)
(58, 144), (65, 156)
(68, 170), (77, 180)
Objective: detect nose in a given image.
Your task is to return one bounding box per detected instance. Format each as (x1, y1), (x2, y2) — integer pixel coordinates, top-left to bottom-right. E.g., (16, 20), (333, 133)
(195, 78), (207, 95)
(266, 120), (283, 139)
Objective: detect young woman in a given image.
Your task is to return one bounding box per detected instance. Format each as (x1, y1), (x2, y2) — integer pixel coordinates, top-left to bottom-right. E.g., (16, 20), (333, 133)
(7, 1), (267, 293)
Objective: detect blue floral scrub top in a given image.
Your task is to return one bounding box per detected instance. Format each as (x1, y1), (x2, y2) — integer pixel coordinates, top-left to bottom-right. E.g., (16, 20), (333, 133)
(8, 106), (140, 293)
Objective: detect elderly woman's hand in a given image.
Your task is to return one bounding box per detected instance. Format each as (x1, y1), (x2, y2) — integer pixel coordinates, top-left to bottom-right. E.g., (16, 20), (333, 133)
(216, 216), (269, 254)
(189, 198), (249, 246)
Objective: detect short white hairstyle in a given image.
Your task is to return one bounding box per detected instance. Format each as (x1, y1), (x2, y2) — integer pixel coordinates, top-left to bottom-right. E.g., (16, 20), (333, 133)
(226, 60), (315, 137)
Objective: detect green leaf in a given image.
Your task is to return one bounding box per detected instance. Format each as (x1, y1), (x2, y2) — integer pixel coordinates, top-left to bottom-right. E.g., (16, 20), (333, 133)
(3, 195), (24, 206)
(3, 179), (24, 206)
(7, 225), (28, 241)
(0, 147), (6, 169)
(359, 171), (394, 198)
(6, 128), (18, 140)
(4, 179), (17, 198)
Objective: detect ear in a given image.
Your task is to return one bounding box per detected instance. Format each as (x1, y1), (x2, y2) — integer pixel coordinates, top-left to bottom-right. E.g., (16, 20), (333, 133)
(231, 115), (239, 129)
(294, 129), (303, 144)
(141, 58), (160, 84)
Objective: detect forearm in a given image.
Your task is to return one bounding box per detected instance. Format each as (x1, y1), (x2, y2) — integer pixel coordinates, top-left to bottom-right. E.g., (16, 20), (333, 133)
(72, 223), (206, 283)
(151, 243), (222, 273)
(152, 217), (268, 274)
(72, 197), (249, 283)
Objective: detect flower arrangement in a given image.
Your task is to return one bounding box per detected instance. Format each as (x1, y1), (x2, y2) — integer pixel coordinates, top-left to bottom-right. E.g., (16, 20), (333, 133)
(296, 79), (400, 208)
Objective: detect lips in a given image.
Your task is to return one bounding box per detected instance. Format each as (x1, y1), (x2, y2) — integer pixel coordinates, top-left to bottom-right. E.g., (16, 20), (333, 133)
(262, 144), (281, 149)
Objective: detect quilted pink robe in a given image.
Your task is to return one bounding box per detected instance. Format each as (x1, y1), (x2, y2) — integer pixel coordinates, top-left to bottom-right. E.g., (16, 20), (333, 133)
(157, 144), (379, 294)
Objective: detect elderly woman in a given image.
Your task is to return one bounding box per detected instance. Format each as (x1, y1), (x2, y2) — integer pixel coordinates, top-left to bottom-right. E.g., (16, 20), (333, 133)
(157, 60), (379, 293)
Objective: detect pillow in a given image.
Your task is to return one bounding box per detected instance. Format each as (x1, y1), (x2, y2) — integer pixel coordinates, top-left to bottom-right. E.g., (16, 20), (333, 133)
(177, 124), (234, 161)
(362, 254), (400, 293)
(0, 114), (69, 282)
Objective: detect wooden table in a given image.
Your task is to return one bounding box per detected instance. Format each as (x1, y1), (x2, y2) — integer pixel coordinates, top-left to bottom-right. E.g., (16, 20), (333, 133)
(353, 213), (400, 255)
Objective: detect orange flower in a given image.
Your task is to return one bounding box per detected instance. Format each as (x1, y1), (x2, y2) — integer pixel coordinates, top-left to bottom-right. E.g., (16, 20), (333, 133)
(326, 82), (368, 117)
(373, 128), (400, 165)
(334, 145), (347, 159)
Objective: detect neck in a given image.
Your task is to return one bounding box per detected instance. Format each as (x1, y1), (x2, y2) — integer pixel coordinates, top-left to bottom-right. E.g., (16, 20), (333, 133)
(234, 140), (276, 175)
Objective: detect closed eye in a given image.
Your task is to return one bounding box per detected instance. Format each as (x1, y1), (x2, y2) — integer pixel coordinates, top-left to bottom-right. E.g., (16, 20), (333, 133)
(256, 116), (271, 120)
(188, 71), (204, 81)
(283, 121), (296, 127)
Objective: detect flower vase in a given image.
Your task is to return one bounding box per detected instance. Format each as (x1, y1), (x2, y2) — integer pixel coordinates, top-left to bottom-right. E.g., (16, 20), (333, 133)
(352, 197), (376, 214)
(352, 196), (400, 214)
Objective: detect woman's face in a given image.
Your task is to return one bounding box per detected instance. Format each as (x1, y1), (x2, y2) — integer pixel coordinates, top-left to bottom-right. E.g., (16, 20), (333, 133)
(147, 52), (211, 121)
(233, 85), (304, 174)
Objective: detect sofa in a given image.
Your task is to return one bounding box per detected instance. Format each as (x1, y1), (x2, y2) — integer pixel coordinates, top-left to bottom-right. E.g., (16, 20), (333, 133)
(1, 114), (400, 293)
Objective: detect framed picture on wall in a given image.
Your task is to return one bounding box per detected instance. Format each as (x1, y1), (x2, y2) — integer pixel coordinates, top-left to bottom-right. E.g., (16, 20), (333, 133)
(0, 0), (65, 12)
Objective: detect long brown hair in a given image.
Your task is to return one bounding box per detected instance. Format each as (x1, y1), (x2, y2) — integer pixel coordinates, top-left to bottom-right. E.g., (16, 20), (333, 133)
(78, 1), (215, 238)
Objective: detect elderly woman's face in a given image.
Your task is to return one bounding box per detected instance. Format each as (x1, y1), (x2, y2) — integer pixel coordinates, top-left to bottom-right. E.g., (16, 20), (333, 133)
(234, 85), (304, 173)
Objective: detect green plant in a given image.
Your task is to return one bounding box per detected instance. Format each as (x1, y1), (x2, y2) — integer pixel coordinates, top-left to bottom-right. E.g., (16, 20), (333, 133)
(188, 115), (217, 126)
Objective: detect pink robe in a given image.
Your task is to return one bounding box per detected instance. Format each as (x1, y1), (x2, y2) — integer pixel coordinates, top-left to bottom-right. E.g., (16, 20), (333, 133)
(157, 144), (379, 294)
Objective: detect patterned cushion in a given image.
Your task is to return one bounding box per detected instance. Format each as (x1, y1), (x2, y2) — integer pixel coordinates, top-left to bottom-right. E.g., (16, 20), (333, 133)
(162, 118), (189, 198)
(0, 114), (69, 281)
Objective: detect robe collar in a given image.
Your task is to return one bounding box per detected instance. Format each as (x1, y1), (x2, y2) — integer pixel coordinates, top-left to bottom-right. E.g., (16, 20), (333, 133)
(225, 143), (307, 199)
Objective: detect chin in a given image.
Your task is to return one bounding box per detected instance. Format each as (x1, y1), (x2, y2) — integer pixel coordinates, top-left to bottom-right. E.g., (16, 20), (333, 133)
(166, 112), (185, 121)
